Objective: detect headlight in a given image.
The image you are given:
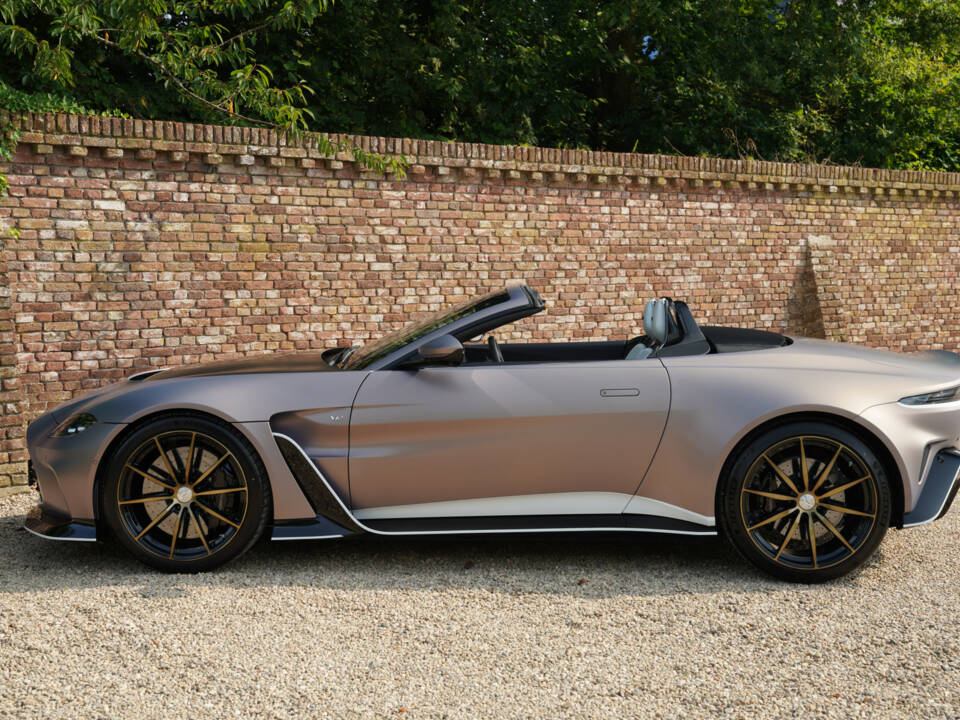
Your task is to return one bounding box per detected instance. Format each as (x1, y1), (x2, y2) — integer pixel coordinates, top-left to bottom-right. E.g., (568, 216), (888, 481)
(899, 386), (960, 406)
(51, 412), (98, 436)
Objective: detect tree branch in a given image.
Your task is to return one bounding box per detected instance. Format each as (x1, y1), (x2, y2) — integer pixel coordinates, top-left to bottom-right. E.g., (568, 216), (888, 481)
(91, 32), (284, 129)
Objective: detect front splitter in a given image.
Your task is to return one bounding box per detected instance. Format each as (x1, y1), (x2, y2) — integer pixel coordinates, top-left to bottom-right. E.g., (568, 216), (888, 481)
(24, 504), (97, 542)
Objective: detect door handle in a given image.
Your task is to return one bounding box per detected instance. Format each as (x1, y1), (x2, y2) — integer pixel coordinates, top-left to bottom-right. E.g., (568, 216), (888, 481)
(600, 388), (640, 397)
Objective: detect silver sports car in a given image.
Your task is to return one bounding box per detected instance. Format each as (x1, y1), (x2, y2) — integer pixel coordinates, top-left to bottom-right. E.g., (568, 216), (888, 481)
(24, 284), (960, 581)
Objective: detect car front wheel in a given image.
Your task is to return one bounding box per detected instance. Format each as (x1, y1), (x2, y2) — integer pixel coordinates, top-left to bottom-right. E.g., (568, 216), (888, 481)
(717, 421), (892, 583)
(102, 415), (271, 572)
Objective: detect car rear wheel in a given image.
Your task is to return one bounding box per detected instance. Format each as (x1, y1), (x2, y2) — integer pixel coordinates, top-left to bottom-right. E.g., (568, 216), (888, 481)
(102, 415), (271, 572)
(717, 421), (892, 583)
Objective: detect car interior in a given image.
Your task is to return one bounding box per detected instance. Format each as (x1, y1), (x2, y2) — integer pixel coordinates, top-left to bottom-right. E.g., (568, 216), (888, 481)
(463, 298), (791, 364)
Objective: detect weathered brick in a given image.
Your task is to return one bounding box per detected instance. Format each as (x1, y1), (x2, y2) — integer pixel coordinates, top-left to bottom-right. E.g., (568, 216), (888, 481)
(0, 110), (958, 490)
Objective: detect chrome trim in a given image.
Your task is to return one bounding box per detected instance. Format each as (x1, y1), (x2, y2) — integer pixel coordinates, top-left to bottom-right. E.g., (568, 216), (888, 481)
(272, 433), (718, 537)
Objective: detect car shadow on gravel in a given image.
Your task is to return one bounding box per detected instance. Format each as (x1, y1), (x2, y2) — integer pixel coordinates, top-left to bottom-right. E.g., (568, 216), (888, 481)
(0, 499), (880, 597)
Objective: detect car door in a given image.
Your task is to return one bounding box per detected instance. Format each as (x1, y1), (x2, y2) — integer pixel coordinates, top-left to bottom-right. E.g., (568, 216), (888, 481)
(347, 359), (670, 519)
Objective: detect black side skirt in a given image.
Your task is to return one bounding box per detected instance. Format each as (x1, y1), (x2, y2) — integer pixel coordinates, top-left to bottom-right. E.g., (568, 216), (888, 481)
(363, 514), (716, 534)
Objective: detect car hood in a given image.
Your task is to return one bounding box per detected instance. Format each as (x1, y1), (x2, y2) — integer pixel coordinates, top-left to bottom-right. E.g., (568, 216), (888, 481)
(40, 350), (343, 425)
(142, 350), (341, 380)
(774, 337), (960, 401)
(788, 337), (960, 377)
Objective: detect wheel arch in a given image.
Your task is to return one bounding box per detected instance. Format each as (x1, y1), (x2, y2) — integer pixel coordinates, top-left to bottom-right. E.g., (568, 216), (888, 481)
(715, 410), (906, 528)
(92, 408), (273, 531)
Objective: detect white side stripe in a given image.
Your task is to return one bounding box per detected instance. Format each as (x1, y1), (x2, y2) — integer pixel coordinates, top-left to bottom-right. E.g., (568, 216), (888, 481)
(356, 492), (715, 527)
(622, 495), (716, 527)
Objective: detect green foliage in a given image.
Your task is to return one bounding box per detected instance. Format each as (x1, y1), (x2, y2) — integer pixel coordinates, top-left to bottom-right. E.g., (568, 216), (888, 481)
(0, 115), (18, 238)
(0, 81), (128, 117)
(0, 0), (404, 173)
(262, 0), (960, 171)
(1, 0), (960, 171)
(0, 123), (15, 197)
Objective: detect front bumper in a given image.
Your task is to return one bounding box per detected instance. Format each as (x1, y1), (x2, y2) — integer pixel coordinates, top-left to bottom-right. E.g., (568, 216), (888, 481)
(24, 504), (97, 542)
(26, 410), (125, 522)
(903, 449), (960, 527)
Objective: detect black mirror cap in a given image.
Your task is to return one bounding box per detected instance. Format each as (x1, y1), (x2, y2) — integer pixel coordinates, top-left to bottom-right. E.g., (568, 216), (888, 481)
(416, 334), (465, 365)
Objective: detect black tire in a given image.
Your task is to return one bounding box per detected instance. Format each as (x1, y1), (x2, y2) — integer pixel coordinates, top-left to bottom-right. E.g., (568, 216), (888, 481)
(717, 421), (892, 583)
(101, 415), (271, 572)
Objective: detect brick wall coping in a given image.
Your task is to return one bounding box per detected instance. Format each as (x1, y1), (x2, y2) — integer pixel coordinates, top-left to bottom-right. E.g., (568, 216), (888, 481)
(4, 110), (960, 196)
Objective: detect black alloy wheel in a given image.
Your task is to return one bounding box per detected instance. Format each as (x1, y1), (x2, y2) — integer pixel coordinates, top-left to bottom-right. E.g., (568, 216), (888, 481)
(718, 422), (891, 582)
(102, 415), (270, 572)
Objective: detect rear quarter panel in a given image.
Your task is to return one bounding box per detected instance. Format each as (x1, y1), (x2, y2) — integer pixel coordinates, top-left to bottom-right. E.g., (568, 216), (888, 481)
(639, 338), (960, 518)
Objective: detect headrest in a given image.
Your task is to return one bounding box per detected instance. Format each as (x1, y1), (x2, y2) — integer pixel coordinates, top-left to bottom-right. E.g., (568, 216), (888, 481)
(642, 298), (682, 346)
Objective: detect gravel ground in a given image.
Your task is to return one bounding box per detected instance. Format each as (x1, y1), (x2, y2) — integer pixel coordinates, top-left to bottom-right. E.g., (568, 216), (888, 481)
(1, 489), (958, 719)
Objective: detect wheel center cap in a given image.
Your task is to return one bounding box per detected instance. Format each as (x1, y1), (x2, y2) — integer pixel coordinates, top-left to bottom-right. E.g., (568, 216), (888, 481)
(175, 486), (194, 504)
(798, 493), (816, 511)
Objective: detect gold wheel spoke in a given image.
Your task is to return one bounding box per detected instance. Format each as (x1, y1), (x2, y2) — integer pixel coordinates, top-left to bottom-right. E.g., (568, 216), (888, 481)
(124, 464), (176, 490)
(194, 501), (240, 529)
(815, 512), (854, 553)
(184, 432), (196, 486)
(194, 487), (247, 497)
(744, 488), (796, 502)
(190, 452), (231, 488)
(119, 494), (173, 506)
(799, 438), (810, 491)
(774, 512), (803, 560)
(189, 506), (211, 556)
(134, 503), (176, 541)
(819, 502), (875, 518)
(808, 513), (818, 569)
(818, 475), (870, 500)
(747, 507), (797, 532)
(154, 436), (180, 485)
(763, 454), (801, 495)
(811, 445), (843, 494)
(168, 510), (183, 559)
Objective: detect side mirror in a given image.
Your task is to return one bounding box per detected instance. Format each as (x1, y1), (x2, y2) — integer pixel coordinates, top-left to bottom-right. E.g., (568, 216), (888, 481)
(415, 334), (464, 366)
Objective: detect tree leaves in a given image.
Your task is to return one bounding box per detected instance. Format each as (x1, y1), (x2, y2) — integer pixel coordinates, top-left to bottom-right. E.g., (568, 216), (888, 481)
(0, 0), (402, 173)
(1, 0), (960, 171)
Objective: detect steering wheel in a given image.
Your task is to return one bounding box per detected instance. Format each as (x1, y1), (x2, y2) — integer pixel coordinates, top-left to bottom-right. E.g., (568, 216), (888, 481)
(487, 335), (504, 363)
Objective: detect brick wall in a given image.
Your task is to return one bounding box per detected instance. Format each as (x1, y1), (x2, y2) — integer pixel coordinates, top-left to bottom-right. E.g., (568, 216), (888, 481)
(0, 111), (958, 488)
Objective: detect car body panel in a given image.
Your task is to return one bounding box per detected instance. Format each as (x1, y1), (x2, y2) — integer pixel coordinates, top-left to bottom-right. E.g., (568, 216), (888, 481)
(859, 401), (960, 511)
(30, 368), (373, 523)
(27, 408), (126, 521)
(353, 492), (715, 526)
(348, 360), (670, 510)
(637, 337), (960, 518)
(269, 408), (353, 503)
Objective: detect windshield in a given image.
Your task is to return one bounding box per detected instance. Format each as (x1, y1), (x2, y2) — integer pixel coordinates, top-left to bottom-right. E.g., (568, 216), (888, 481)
(339, 289), (511, 370)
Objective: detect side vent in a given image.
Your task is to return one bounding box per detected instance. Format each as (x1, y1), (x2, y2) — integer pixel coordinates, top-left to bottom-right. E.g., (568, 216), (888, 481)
(273, 435), (364, 533)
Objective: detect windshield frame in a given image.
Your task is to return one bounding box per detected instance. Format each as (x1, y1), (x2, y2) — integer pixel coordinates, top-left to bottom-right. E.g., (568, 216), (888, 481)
(339, 285), (542, 370)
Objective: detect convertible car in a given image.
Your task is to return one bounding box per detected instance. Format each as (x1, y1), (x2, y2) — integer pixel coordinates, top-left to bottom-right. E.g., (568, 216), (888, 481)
(24, 284), (960, 581)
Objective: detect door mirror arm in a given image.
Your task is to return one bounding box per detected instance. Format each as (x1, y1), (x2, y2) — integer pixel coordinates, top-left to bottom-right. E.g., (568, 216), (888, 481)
(400, 334), (465, 369)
